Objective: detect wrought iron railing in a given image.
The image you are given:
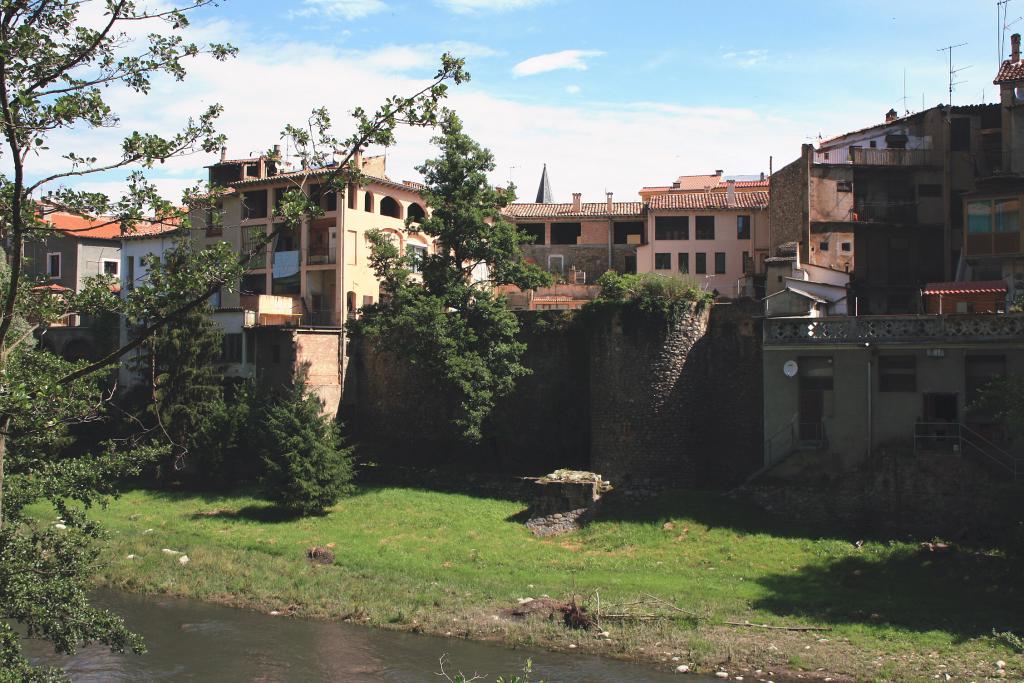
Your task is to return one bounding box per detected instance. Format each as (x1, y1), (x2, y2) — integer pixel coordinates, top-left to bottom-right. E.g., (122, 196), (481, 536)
(912, 421), (1020, 478)
(765, 314), (1024, 345)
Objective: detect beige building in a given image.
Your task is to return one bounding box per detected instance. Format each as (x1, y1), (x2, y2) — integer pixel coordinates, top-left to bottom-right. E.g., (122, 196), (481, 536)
(191, 149), (435, 412)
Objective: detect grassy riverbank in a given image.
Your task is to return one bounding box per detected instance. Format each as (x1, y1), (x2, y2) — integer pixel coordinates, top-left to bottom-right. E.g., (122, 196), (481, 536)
(30, 487), (1023, 682)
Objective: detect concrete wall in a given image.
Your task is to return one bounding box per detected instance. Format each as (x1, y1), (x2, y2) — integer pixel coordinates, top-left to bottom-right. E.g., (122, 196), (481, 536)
(24, 234), (79, 288)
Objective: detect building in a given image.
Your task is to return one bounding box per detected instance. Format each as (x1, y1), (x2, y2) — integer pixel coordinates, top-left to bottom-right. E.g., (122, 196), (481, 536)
(638, 176), (769, 297)
(190, 148), (435, 413)
(25, 206), (123, 296)
(504, 191), (645, 282)
(770, 103), (1001, 314)
(761, 313), (1024, 475)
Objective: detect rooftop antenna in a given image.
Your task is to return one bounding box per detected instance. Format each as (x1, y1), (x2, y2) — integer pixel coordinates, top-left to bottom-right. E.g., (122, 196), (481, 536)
(937, 42), (970, 106)
(901, 68), (910, 115)
(999, 0), (1023, 65)
(507, 165), (517, 186)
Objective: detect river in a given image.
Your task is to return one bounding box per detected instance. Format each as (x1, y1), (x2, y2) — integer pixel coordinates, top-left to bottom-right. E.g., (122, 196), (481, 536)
(24, 590), (712, 682)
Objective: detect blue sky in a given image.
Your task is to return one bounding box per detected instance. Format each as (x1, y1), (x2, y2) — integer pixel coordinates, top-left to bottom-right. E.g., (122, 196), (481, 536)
(31, 0), (1009, 203)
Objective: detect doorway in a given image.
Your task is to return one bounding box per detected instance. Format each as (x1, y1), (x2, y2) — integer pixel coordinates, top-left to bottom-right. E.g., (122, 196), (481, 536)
(923, 393), (958, 423)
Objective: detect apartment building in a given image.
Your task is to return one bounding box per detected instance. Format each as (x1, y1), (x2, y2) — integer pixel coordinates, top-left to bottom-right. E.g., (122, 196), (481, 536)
(190, 149), (434, 412)
(638, 175), (769, 297)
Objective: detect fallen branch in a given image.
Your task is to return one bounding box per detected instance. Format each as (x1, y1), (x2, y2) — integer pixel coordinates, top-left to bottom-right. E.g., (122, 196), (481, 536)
(724, 620), (832, 632)
(642, 593), (701, 619)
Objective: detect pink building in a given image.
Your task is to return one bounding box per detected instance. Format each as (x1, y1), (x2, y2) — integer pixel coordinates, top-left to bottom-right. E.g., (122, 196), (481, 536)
(637, 178), (769, 297)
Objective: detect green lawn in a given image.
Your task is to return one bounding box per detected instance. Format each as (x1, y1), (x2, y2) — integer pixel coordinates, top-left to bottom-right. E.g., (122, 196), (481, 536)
(31, 487), (1024, 682)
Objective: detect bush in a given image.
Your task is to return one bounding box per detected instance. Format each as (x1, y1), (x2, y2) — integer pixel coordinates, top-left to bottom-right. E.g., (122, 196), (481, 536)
(591, 270), (712, 322)
(256, 375), (354, 515)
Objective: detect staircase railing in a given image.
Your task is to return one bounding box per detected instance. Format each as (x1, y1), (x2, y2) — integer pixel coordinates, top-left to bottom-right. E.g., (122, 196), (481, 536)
(912, 421), (1020, 478)
(765, 413), (798, 467)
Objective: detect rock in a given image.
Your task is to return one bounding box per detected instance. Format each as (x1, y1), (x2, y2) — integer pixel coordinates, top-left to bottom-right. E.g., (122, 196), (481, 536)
(671, 656), (680, 662)
(143, 528), (154, 534)
(269, 610), (280, 616)
(715, 672), (729, 679)
(568, 644), (577, 649)
(517, 597), (534, 605)
(675, 664), (690, 673)
(53, 523), (66, 530)
(161, 548), (180, 555)
(306, 546), (335, 565)
(178, 555), (189, 565)
(997, 660), (1006, 669)
(126, 554), (138, 560)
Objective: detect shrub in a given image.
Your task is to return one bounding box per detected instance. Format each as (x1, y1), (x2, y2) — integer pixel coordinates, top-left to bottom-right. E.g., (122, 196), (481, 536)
(256, 375), (354, 515)
(591, 270), (712, 322)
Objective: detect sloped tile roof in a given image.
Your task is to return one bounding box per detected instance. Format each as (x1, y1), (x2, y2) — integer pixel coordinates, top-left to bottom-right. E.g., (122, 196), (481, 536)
(45, 210), (180, 240)
(995, 59), (1024, 83)
(648, 191), (768, 210)
(922, 280), (1008, 295)
(504, 202), (643, 218)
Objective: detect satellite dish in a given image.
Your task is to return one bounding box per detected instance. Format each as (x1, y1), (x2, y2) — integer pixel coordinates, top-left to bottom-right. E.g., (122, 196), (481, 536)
(783, 360), (799, 378)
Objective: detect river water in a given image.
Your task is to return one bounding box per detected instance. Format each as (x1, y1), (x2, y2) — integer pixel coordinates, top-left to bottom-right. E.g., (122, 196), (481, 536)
(24, 590), (710, 682)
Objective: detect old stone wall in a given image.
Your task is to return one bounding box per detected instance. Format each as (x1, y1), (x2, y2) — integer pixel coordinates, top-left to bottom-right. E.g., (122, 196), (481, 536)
(588, 303), (710, 487)
(769, 148), (808, 256)
(742, 449), (1023, 538)
(345, 303), (765, 486)
(520, 245), (637, 282)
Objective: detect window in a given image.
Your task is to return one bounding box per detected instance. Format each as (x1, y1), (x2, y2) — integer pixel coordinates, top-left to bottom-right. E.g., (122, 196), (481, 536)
(623, 254), (637, 274)
(737, 215), (751, 240)
(655, 216), (688, 240)
(837, 181), (853, 193)
(869, 140), (877, 148)
(654, 252), (671, 270)
(274, 188), (287, 215)
(714, 252), (726, 274)
(379, 196), (402, 218)
(407, 203), (426, 223)
(519, 223), (545, 245)
(695, 252), (707, 274)
(695, 215), (715, 240)
(841, 242), (852, 252)
(547, 255), (564, 274)
(362, 295), (374, 307)
(819, 241), (830, 252)
(363, 192), (374, 213)
(222, 333), (242, 364)
(967, 200), (991, 234)
(102, 258), (119, 277)
(407, 243), (427, 273)
(879, 356), (916, 392)
(205, 204), (222, 236)
(46, 252), (61, 278)
(550, 222), (581, 245)
(677, 252), (689, 274)
(918, 184), (943, 198)
(126, 256), (135, 291)
(241, 190), (268, 220)
(346, 230), (357, 266)
(241, 273), (266, 295)
(995, 198), (1020, 233)
(951, 117), (971, 152)
(614, 221), (644, 245)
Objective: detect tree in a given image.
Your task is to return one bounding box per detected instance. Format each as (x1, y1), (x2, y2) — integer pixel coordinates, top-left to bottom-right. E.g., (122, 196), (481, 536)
(257, 373), (354, 516)
(148, 244), (227, 481)
(0, 1), (468, 677)
(358, 113), (551, 441)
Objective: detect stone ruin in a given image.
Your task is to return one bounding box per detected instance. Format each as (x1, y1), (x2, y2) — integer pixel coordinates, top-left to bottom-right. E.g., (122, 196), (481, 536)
(524, 469), (612, 537)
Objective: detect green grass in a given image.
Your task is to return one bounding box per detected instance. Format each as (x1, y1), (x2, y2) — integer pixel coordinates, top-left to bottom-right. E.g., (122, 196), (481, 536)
(29, 487), (1024, 682)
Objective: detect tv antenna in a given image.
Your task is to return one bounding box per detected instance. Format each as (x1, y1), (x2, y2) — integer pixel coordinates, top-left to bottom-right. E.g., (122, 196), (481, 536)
(937, 42), (970, 106)
(999, 0), (1022, 65)
(900, 69), (910, 115)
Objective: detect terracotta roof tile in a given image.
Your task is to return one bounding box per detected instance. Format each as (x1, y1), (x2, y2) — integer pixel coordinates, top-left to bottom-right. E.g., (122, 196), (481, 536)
(648, 191), (768, 210)
(995, 59), (1024, 84)
(229, 167), (418, 195)
(922, 280), (1008, 295)
(45, 210), (180, 240)
(504, 202), (643, 219)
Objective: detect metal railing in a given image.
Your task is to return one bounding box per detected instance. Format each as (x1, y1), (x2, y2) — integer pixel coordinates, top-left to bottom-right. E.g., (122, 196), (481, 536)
(765, 313), (1024, 345)
(912, 421), (1020, 478)
(764, 413), (798, 467)
(813, 147), (940, 167)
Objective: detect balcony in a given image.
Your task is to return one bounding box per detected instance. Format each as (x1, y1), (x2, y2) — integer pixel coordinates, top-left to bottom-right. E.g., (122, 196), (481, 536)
(304, 246), (337, 266)
(814, 147), (940, 167)
(240, 294), (302, 327)
(764, 313), (1024, 346)
(851, 201), (917, 224)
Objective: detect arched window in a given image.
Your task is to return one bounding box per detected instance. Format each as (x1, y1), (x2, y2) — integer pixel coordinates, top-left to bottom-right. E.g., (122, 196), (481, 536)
(407, 202), (426, 223)
(379, 196), (402, 219)
(346, 291), (357, 317)
(363, 191), (374, 213)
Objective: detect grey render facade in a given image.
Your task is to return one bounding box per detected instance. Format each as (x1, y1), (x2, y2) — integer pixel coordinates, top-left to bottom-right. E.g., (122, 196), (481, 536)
(23, 233), (120, 292)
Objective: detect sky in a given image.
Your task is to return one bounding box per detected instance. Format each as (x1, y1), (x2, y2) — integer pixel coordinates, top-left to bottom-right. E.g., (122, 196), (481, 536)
(21, 0), (1014, 205)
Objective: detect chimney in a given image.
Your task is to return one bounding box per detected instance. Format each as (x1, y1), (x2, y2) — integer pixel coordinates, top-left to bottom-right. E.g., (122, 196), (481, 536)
(272, 144), (281, 158)
(353, 147), (363, 169)
(572, 192), (582, 212)
(1013, 33), (1021, 62)
(885, 108), (898, 123)
(760, 172), (765, 181)
(219, 145), (227, 162)
(715, 169), (723, 176)
(606, 191), (613, 212)
(726, 179), (736, 206)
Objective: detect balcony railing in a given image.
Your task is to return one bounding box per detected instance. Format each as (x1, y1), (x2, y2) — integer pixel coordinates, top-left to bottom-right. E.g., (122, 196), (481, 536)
(764, 313), (1024, 345)
(305, 246), (337, 266)
(814, 147), (940, 167)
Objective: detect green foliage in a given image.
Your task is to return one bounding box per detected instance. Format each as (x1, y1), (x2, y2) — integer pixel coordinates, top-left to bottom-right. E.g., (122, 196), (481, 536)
(993, 628), (1024, 654)
(973, 375), (1024, 439)
(357, 114), (551, 441)
(255, 375), (354, 516)
(591, 270), (712, 323)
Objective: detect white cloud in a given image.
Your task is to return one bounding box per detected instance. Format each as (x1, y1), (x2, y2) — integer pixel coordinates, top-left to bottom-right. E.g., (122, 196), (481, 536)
(512, 49), (604, 77)
(565, 84), (580, 94)
(436, 0), (549, 12)
(359, 41), (499, 72)
(722, 49), (768, 68)
(296, 0), (388, 20)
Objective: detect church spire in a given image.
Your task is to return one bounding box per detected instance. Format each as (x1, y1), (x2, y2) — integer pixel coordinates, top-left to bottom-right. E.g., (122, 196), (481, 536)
(535, 164), (553, 204)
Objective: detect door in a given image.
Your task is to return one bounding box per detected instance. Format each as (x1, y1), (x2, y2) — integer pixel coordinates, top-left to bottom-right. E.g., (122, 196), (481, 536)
(798, 356), (833, 442)
(921, 393), (958, 451)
